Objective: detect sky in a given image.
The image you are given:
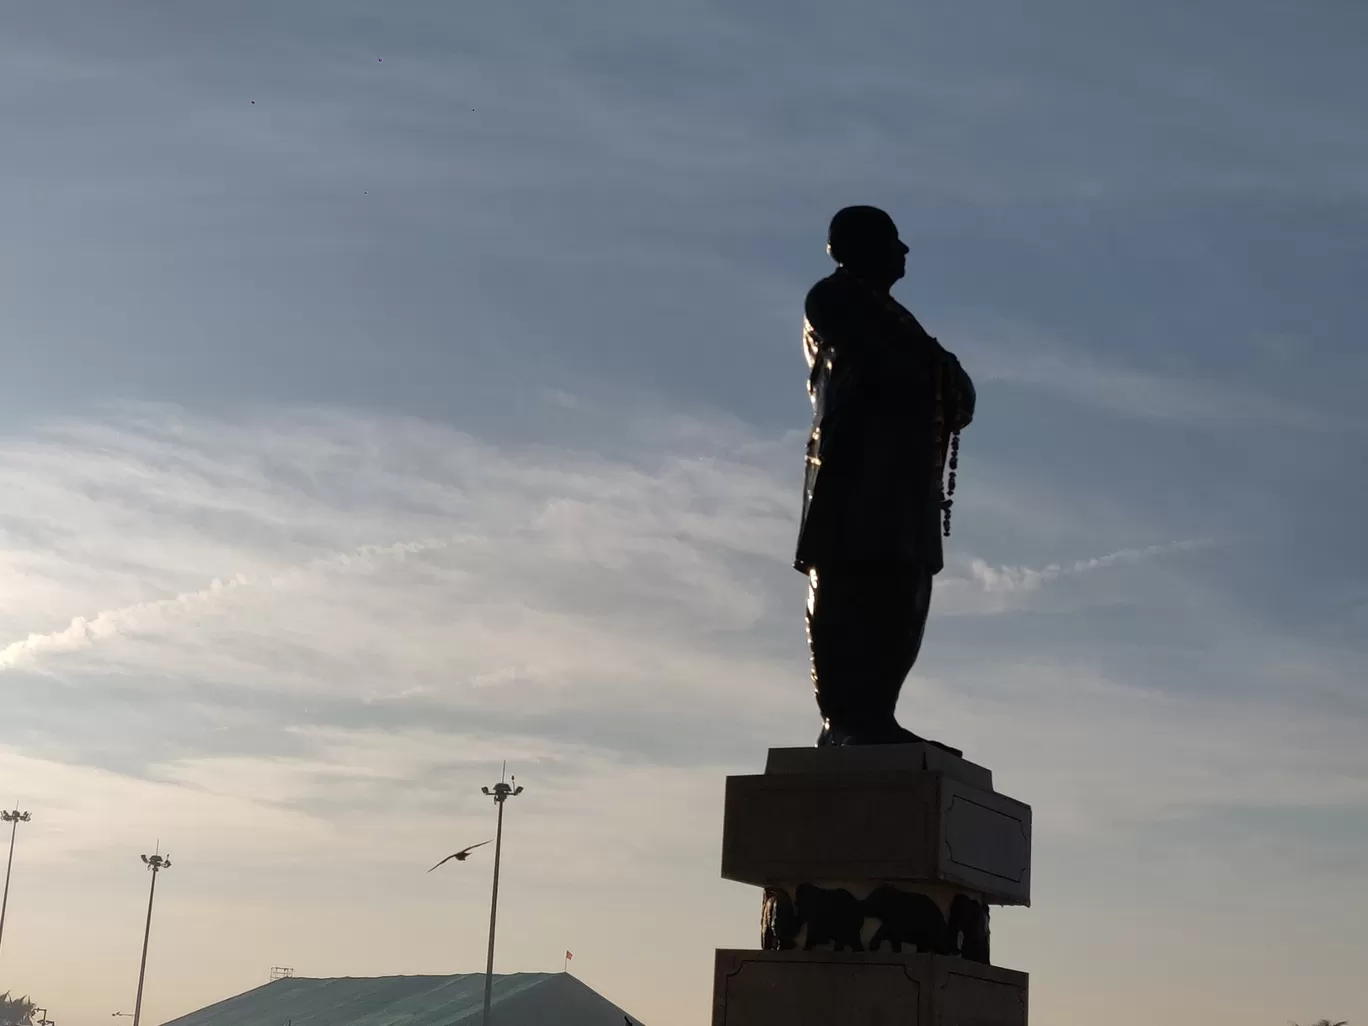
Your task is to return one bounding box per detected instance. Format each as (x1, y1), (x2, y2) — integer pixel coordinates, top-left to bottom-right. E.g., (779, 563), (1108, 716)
(0, 1), (1365, 1024)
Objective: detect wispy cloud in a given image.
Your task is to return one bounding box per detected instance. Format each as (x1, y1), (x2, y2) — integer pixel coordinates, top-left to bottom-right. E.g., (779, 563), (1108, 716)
(965, 539), (1211, 595)
(1, 402), (1352, 788)
(0, 536), (465, 670)
(954, 320), (1360, 433)
(1, 404), (1363, 1026)
(0, 405), (801, 738)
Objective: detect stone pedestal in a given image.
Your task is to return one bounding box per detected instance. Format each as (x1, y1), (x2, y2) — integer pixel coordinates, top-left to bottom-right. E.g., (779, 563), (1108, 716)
(714, 950), (1027, 1026)
(713, 744), (1032, 1025)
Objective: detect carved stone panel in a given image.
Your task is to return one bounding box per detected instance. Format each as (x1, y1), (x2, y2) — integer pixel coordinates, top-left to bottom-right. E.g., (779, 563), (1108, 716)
(938, 962), (1029, 1026)
(939, 781), (1031, 899)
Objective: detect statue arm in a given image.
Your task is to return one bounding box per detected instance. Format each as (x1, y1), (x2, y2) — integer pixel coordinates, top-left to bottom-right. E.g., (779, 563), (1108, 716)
(949, 356), (976, 430)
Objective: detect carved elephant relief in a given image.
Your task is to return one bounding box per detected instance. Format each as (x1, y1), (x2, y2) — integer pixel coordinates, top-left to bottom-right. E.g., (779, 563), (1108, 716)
(761, 882), (990, 964)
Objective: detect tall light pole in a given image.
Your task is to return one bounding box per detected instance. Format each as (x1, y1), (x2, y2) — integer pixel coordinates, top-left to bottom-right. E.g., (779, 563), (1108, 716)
(480, 765), (523, 1026)
(0, 807), (32, 957)
(132, 852), (172, 1026)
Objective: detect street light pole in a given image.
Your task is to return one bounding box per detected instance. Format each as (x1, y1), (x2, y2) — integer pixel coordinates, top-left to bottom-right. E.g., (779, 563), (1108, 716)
(0, 807), (32, 957)
(480, 765), (523, 1026)
(132, 852), (172, 1026)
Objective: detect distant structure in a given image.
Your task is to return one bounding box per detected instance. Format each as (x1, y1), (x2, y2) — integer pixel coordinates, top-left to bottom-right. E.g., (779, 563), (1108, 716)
(156, 972), (644, 1026)
(267, 966), (295, 981)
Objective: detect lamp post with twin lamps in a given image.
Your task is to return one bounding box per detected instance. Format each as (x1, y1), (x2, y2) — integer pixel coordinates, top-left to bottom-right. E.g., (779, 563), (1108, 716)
(480, 767), (524, 1026)
(132, 853), (172, 1026)
(0, 808), (32, 957)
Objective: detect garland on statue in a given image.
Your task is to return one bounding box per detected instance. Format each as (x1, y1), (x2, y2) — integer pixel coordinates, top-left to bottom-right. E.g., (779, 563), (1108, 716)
(943, 431), (960, 537)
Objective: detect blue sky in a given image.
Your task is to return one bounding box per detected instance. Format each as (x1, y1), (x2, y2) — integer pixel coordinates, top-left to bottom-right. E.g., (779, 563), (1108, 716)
(1, 2), (1365, 1024)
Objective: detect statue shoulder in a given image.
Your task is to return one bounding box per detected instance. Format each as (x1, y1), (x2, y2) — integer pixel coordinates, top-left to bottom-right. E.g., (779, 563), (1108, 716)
(804, 274), (858, 333)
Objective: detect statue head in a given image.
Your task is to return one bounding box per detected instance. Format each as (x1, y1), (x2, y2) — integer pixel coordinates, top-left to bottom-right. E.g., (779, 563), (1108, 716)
(827, 206), (909, 291)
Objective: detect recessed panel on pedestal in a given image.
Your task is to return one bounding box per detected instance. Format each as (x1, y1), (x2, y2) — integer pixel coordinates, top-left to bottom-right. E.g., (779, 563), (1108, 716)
(939, 781), (1031, 901)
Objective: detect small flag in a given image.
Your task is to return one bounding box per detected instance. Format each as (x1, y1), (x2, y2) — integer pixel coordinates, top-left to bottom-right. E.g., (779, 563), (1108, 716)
(565, 950), (573, 961)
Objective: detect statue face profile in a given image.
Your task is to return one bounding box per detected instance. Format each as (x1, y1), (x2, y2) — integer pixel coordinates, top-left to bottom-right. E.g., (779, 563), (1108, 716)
(827, 206), (911, 290)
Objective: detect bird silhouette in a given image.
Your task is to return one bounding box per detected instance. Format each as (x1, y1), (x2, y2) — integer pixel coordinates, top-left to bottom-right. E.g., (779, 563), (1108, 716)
(427, 840), (492, 872)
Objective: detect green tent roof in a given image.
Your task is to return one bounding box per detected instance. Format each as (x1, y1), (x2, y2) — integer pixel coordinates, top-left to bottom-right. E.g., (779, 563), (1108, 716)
(158, 972), (644, 1026)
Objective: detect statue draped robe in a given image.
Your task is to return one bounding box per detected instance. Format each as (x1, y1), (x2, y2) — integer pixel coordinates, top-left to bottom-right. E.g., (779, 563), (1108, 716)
(795, 267), (976, 744)
(795, 268), (975, 576)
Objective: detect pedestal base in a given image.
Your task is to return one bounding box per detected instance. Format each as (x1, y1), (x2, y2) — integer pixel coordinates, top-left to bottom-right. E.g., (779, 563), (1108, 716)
(723, 752), (1031, 906)
(713, 949), (1027, 1026)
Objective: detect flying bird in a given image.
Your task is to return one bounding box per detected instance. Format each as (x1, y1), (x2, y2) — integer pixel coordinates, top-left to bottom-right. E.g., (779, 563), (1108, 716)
(427, 840), (492, 872)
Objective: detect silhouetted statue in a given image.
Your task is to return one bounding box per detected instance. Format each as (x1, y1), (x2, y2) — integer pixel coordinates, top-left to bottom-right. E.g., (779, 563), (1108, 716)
(796, 206), (975, 751)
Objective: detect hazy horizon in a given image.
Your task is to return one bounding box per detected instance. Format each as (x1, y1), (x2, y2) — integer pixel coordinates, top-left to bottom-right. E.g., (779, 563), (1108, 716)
(1, 2), (1365, 1024)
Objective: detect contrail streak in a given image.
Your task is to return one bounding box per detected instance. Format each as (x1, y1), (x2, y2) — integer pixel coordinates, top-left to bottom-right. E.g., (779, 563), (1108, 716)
(967, 538), (1211, 594)
(0, 534), (472, 671)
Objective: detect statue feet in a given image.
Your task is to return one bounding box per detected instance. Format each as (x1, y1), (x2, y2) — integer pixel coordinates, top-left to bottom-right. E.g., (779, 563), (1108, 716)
(817, 719), (963, 757)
